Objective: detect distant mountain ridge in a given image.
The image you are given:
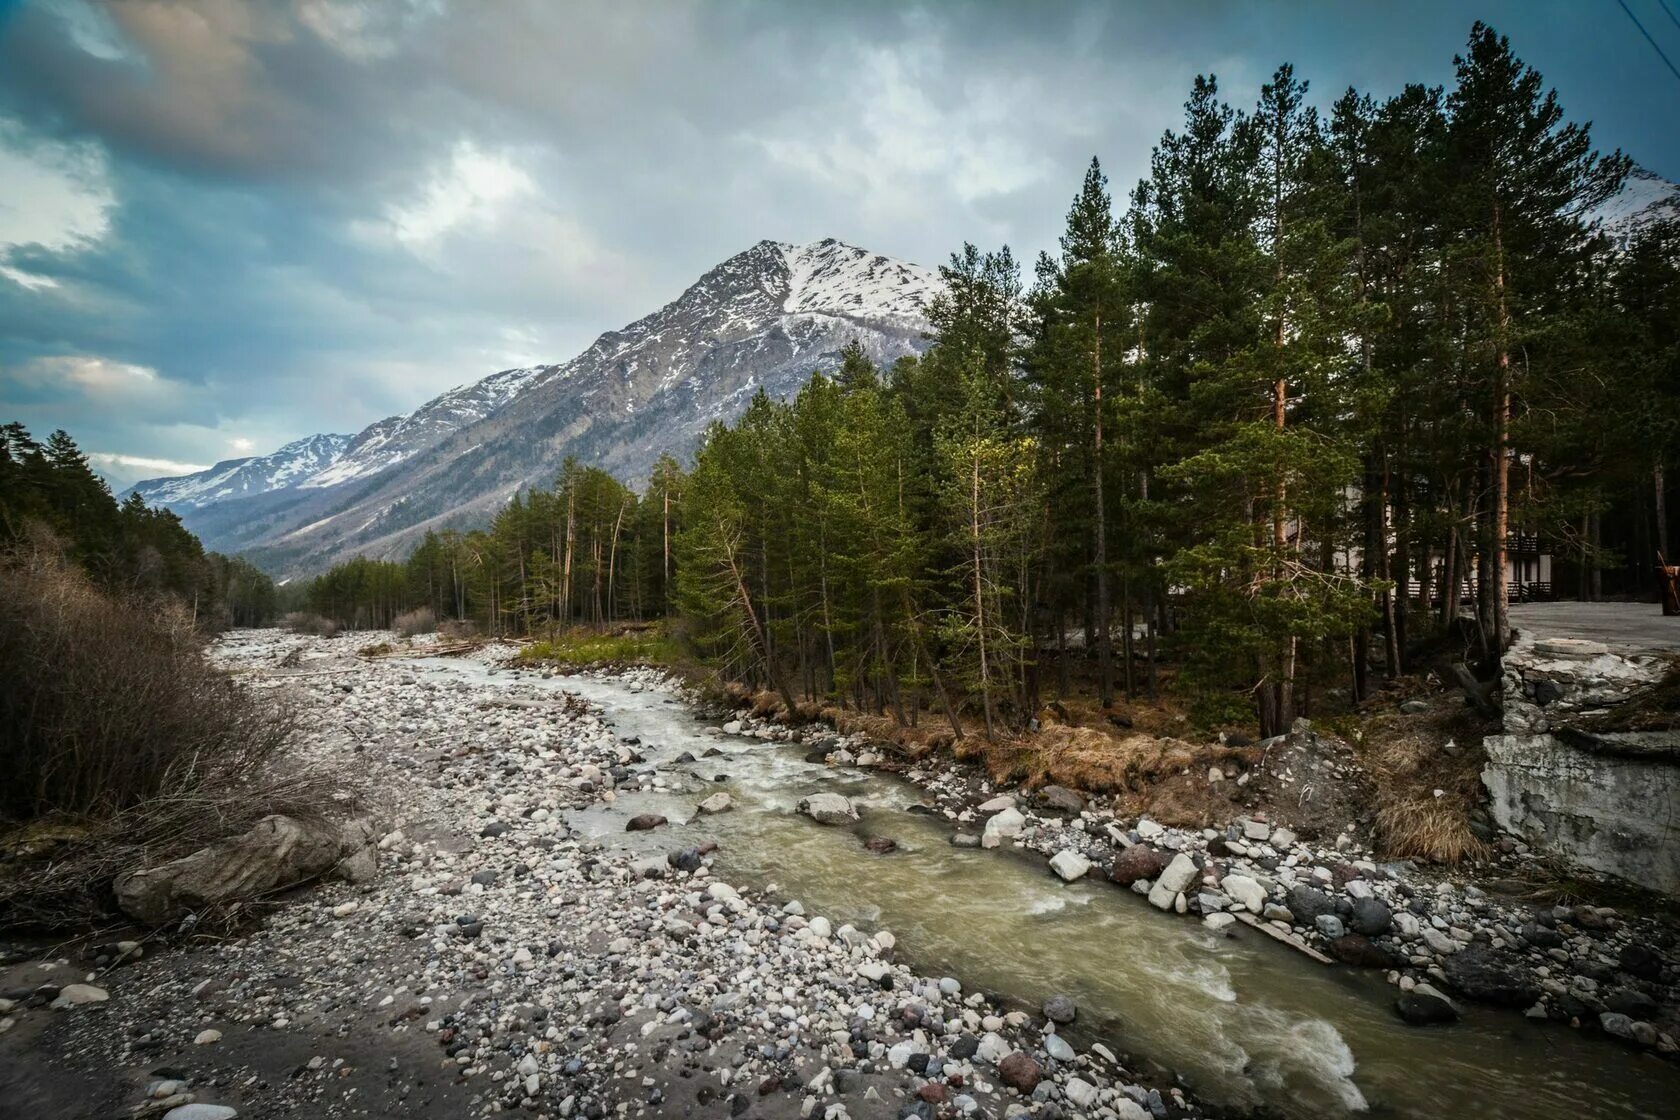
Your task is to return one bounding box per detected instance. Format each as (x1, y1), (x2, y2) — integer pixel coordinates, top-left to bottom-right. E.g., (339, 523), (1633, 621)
(127, 238), (942, 577)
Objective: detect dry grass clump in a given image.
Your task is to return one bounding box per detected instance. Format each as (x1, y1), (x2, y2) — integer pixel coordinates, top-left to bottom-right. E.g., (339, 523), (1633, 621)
(1366, 713), (1490, 863)
(393, 606), (437, 637)
(1375, 799), (1488, 864)
(0, 549), (334, 930)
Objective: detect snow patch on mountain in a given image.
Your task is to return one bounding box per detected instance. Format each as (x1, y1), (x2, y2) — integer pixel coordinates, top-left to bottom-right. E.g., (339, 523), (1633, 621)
(1596, 166), (1679, 244)
(300, 364), (550, 489)
(125, 432), (352, 509)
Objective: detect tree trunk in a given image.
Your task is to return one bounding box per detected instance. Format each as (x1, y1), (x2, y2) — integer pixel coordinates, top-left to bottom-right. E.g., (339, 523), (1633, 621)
(1093, 312), (1112, 708)
(972, 451), (995, 740)
(1657, 460), (1670, 560)
(1491, 200), (1512, 655)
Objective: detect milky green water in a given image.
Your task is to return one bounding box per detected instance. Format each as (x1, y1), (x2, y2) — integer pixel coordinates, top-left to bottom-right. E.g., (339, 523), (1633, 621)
(428, 660), (1677, 1119)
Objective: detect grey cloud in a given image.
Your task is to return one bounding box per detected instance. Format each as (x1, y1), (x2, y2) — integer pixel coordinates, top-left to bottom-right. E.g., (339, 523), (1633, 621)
(0, 0), (1671, 480)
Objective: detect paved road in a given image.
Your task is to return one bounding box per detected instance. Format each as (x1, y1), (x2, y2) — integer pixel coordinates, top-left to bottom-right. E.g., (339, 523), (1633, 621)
(1509, 601), (1680, 653)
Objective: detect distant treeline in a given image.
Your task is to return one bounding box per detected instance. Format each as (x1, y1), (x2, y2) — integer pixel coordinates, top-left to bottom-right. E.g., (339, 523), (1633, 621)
(0, 423), (278, 628)
(303, 24), (1677, 737)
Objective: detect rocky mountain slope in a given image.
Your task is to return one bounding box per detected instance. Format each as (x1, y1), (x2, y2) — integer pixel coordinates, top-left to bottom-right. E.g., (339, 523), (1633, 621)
(128, 239), (940, 577)
(126, 432), (352, 510)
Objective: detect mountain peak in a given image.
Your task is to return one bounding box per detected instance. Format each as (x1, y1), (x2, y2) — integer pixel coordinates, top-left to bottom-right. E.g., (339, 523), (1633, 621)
(132, 236), (941, 576)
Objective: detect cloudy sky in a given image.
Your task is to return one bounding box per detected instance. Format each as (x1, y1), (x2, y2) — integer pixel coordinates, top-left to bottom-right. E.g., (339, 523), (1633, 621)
(2, 0), (1676, 487)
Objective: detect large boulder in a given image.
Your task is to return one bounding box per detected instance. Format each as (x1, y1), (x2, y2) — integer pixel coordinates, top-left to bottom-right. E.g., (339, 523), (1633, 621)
(1287, 885), (1336, 924)
(1350, 897), (1393, 937)
(1394, 991), (1458, 1026)
(1108, 845), (1172, 886)
(797, 793), (858, 825)
(1442, 948), (1541, 1008)
(981, 807), (1026, 849)
(1147, 852), (1200, 910)
(115, 815), (376, 926)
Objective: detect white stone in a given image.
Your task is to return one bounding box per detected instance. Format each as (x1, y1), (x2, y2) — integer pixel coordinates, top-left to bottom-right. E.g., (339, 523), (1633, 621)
(1049, 850), (1092, 881)
(1222, 874), (1266, 913)
(981, 807), (1026, 849)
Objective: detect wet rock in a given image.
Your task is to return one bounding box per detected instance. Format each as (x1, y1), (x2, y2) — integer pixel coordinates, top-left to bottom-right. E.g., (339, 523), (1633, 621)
(697, 792), (735, 814)
(1147, 852), (1200, 911)
(1108, 845), (1172, 887)
(668, 847), (704, 872)
(981, 807), (1026, 849)
(863, 836), (898, 854)
(1042, 995), (1076, 1024)
(1328, 933), (1393, 968)
(1048, 850), (1092, 881)
(798, 793), (858, 825)
(625, 814), (668, 832)
(1443, 948), (1541, 1008)
(1394, 992), (1459, 1026)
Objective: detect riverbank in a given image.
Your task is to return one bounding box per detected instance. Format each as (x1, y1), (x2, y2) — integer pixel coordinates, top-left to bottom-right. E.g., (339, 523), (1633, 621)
(691, 676), (1680, 1061)
(0, 630), (1202, 1120)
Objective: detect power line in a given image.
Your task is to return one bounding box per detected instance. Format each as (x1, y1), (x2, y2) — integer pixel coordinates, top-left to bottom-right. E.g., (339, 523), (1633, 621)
(1618, 0), (1680, 84)
(1657, 0), (1680, 35)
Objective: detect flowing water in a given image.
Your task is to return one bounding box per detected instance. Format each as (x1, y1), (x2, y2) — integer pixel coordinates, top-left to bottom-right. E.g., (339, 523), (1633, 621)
(426, 658), (1677, 1119)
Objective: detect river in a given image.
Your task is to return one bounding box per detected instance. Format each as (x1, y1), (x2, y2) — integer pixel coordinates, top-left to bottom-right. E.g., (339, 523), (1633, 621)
(423, 656), (1676, 1119)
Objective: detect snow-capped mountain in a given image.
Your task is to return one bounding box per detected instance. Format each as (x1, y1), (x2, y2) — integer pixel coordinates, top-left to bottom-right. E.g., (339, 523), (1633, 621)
(126, 432), (352, 509)
(299, 364), (548, 490)
(138, 239), (941, 576)
(1597, 165), (1679, 244)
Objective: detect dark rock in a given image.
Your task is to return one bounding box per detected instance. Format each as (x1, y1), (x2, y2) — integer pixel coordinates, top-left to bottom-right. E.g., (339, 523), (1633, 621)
(1394, 991), (1458, 1025)
(1109, 845), (1173, 887)
(996, 1051), (1042, 1094)
(1329, 933), (1394, 969)
(1442, 948), (1541, 1008)
(668, 848), (703, 873)
(863, 836), (898, 854)
(1036, 786), (1086, 814)
(625, 814), (668, 832)
(1604, 988), (1659, 1019)
(1618, 945), (1664, 982)
(1287, 885), (1337, 923)
(1520, 922), (1562, 948)
(1350, 897), (1393, 937)
(470, 869), (498, 886)
(949, 1034), (980, 1060)
(1042, 994), (1076, 1024)
(480, 822), (510, 838)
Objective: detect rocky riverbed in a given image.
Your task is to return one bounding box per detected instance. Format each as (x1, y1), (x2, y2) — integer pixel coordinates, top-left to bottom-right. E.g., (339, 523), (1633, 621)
(841, 721), (1680, 1056)
(0, 631), (1197, 1120)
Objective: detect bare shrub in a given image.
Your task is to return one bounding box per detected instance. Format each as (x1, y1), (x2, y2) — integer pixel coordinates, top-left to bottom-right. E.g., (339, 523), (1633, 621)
(438, 617), (478, 641)
(283, 611), (340, 637)
(0, 549), (337, 929)
(394, 606), (436, 637)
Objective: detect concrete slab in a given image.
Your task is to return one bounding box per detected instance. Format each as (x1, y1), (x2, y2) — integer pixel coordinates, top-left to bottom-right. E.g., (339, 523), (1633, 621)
(1508, 602), (1680, 655)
